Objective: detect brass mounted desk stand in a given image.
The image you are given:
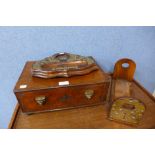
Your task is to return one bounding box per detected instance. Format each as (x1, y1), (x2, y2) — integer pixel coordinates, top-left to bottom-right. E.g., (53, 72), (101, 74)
(32, 52), (99, 78)
(109, 58), (145, 125)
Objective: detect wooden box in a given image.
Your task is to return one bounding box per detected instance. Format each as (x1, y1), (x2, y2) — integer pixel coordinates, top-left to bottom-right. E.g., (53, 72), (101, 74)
(14, 61), (111, 114)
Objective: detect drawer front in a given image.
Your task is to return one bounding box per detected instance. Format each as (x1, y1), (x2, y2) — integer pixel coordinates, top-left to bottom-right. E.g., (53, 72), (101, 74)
(16, 83), (109, 113)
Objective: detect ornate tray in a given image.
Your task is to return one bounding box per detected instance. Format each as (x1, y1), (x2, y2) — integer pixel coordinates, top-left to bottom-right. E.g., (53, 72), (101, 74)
(109, 97), (145, 125)
(32, 52), (99, 78)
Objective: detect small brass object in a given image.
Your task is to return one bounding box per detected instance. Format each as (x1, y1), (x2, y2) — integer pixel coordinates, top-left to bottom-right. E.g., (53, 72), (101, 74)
(85, 89), (94, 99)
(35, 96), (46, 105)
(109, 97), (145, 125)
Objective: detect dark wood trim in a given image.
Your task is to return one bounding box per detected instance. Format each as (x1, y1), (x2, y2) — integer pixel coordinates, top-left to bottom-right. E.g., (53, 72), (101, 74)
(8, 104), (20, 129)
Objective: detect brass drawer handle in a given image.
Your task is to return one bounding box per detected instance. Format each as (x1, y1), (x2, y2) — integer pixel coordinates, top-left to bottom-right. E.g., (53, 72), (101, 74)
(35, 96), (46, 105)
(85, 90), (94, 99)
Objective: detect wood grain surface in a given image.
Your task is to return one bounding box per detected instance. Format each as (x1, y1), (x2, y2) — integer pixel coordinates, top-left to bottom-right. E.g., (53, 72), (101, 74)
(14, 61), (110, 113)
(14, 61), (110, 92)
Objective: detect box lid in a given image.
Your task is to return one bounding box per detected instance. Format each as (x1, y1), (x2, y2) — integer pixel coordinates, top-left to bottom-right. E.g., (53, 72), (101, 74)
(14, 61), (111, 92)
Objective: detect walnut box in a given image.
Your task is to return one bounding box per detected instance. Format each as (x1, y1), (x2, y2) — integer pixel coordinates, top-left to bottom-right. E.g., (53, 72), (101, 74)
(14, 61), (111, 114)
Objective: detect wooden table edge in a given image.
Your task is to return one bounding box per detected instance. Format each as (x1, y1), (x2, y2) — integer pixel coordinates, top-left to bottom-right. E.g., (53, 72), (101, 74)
(8, 104), (20, 129)
(133, 79), (155, 102)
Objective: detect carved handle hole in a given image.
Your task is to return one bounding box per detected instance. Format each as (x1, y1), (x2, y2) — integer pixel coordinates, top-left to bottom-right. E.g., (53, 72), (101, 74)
(122, 63), (130, 69)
